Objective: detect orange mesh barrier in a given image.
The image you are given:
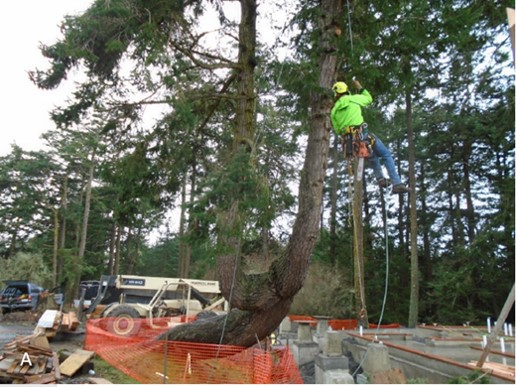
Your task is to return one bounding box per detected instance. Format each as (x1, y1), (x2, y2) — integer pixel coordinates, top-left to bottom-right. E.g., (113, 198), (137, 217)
(288, 315), (317, 327)
(85, 318), (303, 384)
(329, 319), (358, 330)
(369, 323), (401, 329)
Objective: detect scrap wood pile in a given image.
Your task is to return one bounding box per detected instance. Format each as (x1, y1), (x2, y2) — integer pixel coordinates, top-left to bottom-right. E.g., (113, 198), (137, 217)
(0, 333), (104, 384)
(0, 334), (60, 384)
(0, 308), (111, 384)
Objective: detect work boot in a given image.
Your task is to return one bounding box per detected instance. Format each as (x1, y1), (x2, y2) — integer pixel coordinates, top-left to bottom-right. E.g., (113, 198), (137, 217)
(378, 178), (388, 189)
(392, 184), (410, 194)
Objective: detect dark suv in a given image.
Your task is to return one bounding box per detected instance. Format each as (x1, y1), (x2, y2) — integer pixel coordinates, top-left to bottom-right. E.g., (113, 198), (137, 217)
(0, 280), (44, 313)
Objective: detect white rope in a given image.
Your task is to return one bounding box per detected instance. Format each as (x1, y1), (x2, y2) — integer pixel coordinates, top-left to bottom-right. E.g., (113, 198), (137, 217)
(351, 187), (391, 378)
(346, 0), (354, 52)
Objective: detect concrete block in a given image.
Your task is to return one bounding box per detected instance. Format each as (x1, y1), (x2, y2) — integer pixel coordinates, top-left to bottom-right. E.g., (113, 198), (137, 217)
(297, 321), (313, 342)
(318, 369), (355, 384)
(315, 353), (351, 384)
(324, 331), (343, 356)
(316, 317), (330, 334)
(315, 353), (349, 371)
(292, 341), (319, 366)
(361, 342), (391, 374)
(279, 317), (292, 334)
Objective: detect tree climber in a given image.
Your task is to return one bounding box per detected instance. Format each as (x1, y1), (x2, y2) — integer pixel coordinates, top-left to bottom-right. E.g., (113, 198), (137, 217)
(330, 79), (410, 194)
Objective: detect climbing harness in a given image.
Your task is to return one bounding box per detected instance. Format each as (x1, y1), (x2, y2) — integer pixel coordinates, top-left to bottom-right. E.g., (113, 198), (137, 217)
(342, 122), (376, 184)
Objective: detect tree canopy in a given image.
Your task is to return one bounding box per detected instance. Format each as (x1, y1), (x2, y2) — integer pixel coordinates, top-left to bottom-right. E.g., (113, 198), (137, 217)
(1, 0), (514, 345)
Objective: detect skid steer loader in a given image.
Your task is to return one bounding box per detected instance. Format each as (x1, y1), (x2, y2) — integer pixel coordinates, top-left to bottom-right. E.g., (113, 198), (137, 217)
(86, 275), (227, 336)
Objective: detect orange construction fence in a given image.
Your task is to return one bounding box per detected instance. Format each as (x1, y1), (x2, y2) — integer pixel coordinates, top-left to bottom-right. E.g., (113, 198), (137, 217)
(287, 315), (401, 331)
(85, 317), (303, 384)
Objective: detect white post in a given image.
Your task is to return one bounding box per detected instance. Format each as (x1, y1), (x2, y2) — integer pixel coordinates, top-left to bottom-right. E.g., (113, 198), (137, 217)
(503, 323), (508, 336)
(487, 317), (492, 333)
(509, 323), (513, 337)
(359, 325), (363, 336)
(500, 337), (507, 366)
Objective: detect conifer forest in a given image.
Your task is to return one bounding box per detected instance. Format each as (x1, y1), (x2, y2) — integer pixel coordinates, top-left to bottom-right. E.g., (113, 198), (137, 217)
(0, 0), (514, 339)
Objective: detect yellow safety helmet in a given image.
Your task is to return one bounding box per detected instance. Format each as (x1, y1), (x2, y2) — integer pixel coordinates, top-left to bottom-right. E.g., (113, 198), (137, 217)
(332, 81), (348, 94)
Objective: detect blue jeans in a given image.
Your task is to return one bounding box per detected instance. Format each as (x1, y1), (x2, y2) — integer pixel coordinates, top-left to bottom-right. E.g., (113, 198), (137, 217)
(367, 133), (402, 186)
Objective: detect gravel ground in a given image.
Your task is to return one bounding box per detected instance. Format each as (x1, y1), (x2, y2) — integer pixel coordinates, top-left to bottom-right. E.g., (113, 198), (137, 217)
(0, 322), (35, 348)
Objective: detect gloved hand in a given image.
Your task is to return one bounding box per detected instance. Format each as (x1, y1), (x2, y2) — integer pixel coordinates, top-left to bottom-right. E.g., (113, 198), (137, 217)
(353, 79), (362, 90)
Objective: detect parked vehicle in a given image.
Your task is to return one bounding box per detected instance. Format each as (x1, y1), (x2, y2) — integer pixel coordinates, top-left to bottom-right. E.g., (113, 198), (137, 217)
(0, 280), (44, 313)
(87, 275), (228, 336)
(73, 280), (100, 309)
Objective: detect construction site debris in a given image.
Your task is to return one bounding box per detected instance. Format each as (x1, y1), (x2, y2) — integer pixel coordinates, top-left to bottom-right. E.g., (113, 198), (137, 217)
(0, 334), (60, 384)
(59, 349), (95, 377)
(88, 376), (113, 384)
(34, 310), (80, 338)
(468, 360), (516, 380)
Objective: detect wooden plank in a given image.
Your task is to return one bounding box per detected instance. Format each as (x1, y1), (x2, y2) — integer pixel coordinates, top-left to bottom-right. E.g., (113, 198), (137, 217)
(59, 349), (94, 377)
(19, 365), (30, 375)
(37, 310), (59, 329)
(53, 354), (60, 380)
(7, 361), (18, 374)
(30, 335), (50, 350)
(69, 311), (80, 330)
(26, 373), (56, 384)
(0, 358), (15, 372)
(469, 361), (516, 379)
(88, 377), (114, 384)
(61, 313), (70, 329)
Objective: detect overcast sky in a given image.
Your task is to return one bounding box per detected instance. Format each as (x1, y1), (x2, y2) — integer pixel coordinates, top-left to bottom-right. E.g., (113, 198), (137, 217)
(0, 1), (291, 158)
(0, 1), (93, 156)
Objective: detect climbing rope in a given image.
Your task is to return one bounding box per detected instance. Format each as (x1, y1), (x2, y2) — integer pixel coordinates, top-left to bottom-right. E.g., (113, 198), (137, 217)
(346, 0), (354, 52)
(350, 184), (391, 378)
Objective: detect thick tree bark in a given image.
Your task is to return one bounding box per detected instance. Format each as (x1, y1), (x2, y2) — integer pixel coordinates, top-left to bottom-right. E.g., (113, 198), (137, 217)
(353, 157), (368, 328)
(58, 175), (68, 285)
(419, 162), (432, 282)
(178, 173), (188, 278)
(329, 137), (339, 265)
(52, 208), (59, 288)
(406, 90), (419, 328)
(462, 142), (476, 243)
(162, 0), (342, 347)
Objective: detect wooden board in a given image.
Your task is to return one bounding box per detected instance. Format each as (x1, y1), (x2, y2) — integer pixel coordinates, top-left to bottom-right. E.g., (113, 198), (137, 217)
(37, 310), (59, 328)
(26, 373), (56, 384)
(30, 336), (50, 350)
(88, 377), (113, 384)
(59, 349), (94, 377)
(468, 361), (515, 380)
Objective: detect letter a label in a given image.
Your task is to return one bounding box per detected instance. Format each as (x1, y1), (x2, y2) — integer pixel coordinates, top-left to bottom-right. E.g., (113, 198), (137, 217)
(21, 352), (32, 366)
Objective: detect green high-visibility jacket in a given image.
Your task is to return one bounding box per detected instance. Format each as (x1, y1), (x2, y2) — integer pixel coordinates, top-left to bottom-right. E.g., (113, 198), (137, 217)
(330, 89), (372, 135)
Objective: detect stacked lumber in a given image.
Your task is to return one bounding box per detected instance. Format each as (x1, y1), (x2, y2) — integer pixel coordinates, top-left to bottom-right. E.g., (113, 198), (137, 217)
(0, 334), (60, 384)
(468, 361), (516, 380)
(33, 310), (80, 338)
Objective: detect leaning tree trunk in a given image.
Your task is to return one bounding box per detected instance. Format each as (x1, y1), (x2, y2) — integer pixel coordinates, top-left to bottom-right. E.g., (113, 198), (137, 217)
(162, 0), (343, 347)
